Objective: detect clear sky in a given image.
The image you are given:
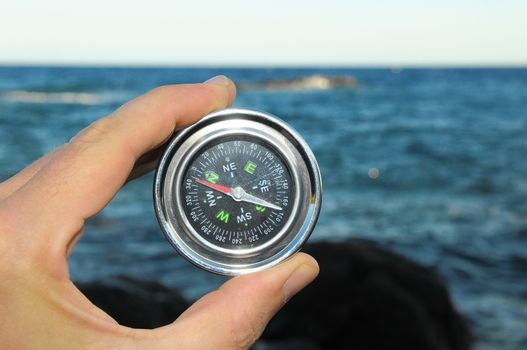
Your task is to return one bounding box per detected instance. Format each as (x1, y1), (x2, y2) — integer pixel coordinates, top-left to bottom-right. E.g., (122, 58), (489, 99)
(1, 0), (526, 66)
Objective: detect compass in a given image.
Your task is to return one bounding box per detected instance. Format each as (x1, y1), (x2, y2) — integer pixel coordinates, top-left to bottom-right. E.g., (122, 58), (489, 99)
(154, 108), (322, 275)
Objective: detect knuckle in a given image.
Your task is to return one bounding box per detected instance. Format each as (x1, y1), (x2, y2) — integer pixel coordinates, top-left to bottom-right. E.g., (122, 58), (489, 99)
(201, 83), (226, 100)
(147, 84), (185, 103)
(151, 84), (174, 95)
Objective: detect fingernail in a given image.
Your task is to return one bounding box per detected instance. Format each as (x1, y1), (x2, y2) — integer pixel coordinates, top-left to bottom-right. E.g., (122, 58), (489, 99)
(204, 75), (231, 86)
(283, 264), (318, 303)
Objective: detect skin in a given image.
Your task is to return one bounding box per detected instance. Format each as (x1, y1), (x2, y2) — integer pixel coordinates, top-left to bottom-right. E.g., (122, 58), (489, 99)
(0, 76), (319, 350)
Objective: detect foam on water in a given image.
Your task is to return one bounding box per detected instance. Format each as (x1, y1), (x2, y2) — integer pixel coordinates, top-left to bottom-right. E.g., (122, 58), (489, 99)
(0, 90), (102, 105)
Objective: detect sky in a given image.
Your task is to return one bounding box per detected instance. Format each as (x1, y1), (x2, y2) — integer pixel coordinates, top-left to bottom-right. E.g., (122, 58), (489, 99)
(1, 0), (526, 66)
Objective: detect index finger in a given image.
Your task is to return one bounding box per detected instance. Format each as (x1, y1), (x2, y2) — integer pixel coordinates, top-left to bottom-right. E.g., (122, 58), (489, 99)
(0, 76), (236, 262)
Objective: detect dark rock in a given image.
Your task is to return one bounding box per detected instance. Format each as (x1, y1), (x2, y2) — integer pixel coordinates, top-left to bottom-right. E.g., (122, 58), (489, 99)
(255, 338), (322, 350)
(263, 241), (472, 350)
(76, 241), (471, 349)
(77, 275), (189, 328)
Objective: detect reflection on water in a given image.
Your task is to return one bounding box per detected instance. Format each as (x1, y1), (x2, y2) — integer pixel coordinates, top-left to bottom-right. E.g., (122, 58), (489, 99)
(1, 67), (526, 349)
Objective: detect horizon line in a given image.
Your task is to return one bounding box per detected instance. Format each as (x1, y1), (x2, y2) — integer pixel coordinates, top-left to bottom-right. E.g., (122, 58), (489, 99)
(0, 62), (526, 69)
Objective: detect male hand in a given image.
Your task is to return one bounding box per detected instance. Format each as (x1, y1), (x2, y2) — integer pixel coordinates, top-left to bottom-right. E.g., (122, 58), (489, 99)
(0, 76), (319, 349)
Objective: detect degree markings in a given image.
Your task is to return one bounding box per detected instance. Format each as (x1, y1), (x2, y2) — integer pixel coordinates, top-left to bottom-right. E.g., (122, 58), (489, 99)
(184, 139), (291, 247)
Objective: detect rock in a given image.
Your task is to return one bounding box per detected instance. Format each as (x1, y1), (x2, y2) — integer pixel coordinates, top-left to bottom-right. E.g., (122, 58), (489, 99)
(263, 241), (472, 350)
(239, 75), (358, 91)
(77, 275), (189, 328)
(76, 241), (471, 349)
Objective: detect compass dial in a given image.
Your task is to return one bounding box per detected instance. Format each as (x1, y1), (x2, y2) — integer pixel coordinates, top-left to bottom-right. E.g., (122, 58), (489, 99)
(181, 138), (294, 250)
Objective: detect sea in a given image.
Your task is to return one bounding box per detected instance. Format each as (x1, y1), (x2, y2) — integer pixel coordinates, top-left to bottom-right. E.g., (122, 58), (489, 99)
(0, 67), (526, 350)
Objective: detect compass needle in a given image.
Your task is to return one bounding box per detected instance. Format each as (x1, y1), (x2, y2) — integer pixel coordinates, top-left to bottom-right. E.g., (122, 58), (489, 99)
(238, 189), (283, 211)
(195, 178), (232, 195)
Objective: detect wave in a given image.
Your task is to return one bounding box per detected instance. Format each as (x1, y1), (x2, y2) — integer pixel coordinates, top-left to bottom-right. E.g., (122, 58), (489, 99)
(0, 90), (105, 105)
(239, 74), (358, 92)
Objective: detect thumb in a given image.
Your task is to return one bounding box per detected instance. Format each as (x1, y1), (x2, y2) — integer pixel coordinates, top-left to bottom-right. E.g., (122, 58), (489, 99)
(154, 253), (319, 349)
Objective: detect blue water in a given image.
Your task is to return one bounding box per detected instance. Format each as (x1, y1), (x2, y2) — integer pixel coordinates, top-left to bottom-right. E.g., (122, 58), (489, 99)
(1, 67), (526, 349)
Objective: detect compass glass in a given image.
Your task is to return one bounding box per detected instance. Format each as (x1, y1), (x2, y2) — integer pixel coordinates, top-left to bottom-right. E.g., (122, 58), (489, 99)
(180, 137), (294, 250)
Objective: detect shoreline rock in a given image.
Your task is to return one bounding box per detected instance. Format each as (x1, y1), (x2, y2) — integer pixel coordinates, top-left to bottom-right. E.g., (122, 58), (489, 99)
(262, 241), (472, 350)
(78, 276), (189, 328)
(238, 75), (358, 92)
(76, 240), (471, 349)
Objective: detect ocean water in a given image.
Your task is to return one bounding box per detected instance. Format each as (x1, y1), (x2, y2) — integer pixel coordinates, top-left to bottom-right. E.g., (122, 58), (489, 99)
(1, 67), (526, 349)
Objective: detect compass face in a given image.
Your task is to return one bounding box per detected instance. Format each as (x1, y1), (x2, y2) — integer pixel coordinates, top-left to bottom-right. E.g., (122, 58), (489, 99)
(155, 108), (322, 275)
(180, 137), (294, 250)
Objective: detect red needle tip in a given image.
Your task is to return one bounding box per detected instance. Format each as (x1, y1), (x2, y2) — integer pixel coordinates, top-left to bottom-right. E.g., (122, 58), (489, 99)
(195, 178), (232, 195)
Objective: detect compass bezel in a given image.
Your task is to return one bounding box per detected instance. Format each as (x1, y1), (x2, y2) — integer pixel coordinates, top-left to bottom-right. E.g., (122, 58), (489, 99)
(154, 108), (322, 275)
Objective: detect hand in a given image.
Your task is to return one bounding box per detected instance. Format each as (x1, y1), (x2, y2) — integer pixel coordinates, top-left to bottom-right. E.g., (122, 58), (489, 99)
(0, 76), (319, 349)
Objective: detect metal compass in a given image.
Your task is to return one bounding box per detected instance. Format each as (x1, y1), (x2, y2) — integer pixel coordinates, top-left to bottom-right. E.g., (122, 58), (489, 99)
(154, 108), (322, 275)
